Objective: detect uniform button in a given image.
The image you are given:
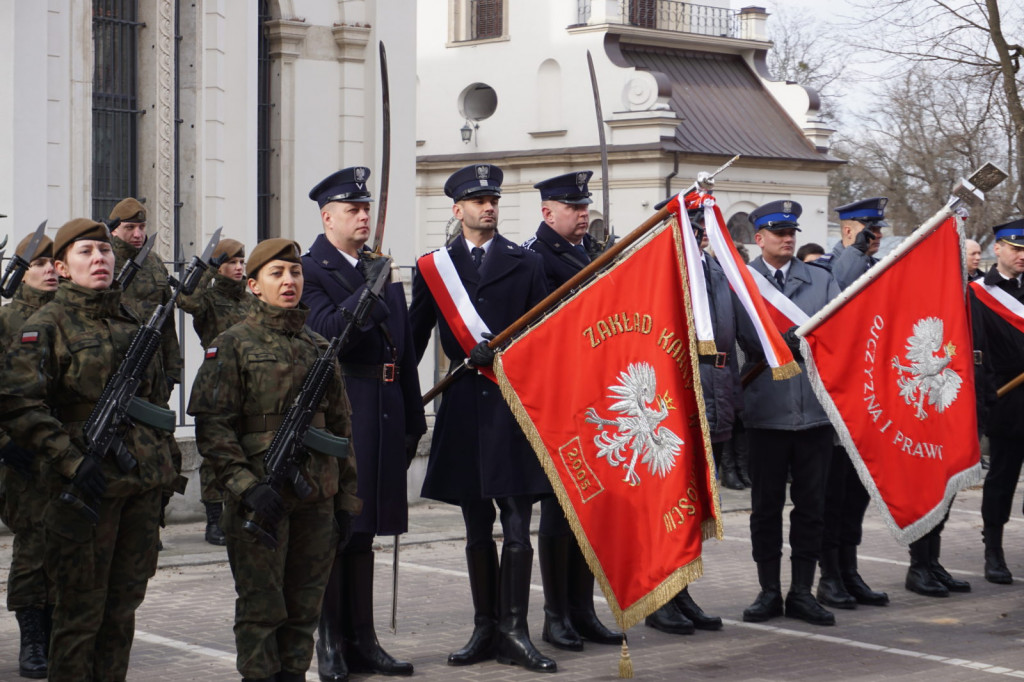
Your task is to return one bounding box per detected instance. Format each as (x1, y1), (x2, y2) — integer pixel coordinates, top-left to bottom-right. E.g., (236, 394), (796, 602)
(478, 297), (485, 303)
(482, 390), (489, 397)
(383, 413), (389, 420)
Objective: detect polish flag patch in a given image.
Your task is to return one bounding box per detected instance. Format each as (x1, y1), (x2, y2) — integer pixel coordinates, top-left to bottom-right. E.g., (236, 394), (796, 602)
(21, 331), (39, 344)
(205, 347), (218, 359)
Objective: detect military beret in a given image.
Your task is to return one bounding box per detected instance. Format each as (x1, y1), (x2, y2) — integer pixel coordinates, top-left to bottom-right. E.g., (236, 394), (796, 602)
(836, 197), (888, 227)
(534, 171), (593, 205)
(993, 218), (1024, 247)
(309, 167), (373, 208)
(15, 232), (53, 261)
(246, 238), (302, 278)
(212, 238), (245, 262)
(54, 219), (111, 259)
(444, 164), (503, 202)
(109, 197), (147, 224)
(749, 200), (802, 231)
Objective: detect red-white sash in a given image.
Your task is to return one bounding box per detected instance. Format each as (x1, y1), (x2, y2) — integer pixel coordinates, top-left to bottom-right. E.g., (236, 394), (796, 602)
(747, 266), (811, 330)
(417, 246), (496, 382)
(970, 279), (1024, 335)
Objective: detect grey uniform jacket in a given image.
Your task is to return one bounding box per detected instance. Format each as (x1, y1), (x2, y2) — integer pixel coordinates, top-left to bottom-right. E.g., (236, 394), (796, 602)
(700, 255), (743, 443)
(820, 242), (877, 291)
(737, 257), (840, 431)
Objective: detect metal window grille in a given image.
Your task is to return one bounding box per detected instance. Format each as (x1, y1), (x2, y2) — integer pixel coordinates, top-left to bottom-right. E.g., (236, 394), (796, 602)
(471, 0), (503, 40)
(92, 0), (142, 219)
(257, 0), (273, 240)
(625, 0), (738, 37)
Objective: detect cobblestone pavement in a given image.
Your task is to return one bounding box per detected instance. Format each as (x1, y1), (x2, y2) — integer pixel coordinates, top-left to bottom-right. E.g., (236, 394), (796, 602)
(3, 483), (1024, 681)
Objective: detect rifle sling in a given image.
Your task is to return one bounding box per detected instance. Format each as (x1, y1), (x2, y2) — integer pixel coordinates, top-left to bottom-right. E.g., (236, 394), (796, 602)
(59, 398), (177, 433)
(240, 412), (326, 434)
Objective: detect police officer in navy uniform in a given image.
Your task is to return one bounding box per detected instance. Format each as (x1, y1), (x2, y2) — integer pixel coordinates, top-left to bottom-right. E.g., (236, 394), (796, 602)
(737, 200), (841, 627)
(410, 164), (556, 673)
(302, 167), (426, 680)
(812, 198), (891, 610)
(523, 171), (624, 652)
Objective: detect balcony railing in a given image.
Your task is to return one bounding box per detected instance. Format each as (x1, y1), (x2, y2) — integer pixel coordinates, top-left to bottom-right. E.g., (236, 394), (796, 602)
(577, 0), (741, 39)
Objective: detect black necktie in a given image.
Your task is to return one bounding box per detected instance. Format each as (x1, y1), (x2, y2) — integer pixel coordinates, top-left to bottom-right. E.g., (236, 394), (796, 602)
(573, 244), (590, 264)
(471, 247), (484, 269)
(774, 269), (785, 289)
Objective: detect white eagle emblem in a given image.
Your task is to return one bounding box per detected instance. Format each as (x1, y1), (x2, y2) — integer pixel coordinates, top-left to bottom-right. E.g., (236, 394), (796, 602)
(584, 362), (683, 486)
(890, 317), (963, 420)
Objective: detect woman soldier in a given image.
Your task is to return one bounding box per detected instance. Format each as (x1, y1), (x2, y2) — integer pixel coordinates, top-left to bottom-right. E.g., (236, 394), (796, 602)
(0, 218), (178, 681)
(188, 238), (361, 682)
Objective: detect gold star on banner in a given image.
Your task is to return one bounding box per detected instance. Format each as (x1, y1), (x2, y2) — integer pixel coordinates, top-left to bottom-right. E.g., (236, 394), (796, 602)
(945, 341), (956, 358)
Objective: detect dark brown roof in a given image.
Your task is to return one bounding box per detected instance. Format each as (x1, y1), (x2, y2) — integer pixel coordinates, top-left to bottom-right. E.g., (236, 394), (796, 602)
(618, 44), (835, 163)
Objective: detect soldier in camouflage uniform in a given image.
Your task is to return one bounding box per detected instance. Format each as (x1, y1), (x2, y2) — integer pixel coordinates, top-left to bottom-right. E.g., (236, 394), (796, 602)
(108, 198), (187, 529)
(0, 233), (58, 678)
(188, 238), (361, 682)
(0, 218), (178, 681)
(177, 238), (254, 546)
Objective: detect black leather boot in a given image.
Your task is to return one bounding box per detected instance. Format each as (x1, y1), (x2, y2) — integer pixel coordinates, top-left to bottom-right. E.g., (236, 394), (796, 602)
(344, 550), (414, 675)
(673, 587), (722, 631)
(565, 540), (622, 645)
(719, 440), (745, 490)
(644, 600), (695, 634)
(816, 548), (856, 609)
(984, 525), (1013, 584)
(785, 559), (835, 626)
(495, 545), (557, 673)
(316, 551), (348, 682)
(538, 534), (582, 651)
(839, 545), (888, 605)
(928, 532), (970, 592)
(278, 672), (306, 681)
(905, 537), (948, 597)
(743, 558), (783, 623)
(242, 677), (275, 682)
(15, 608), (47, 679)
(204, 501), (227, 546)
(448, 543), (499, 666)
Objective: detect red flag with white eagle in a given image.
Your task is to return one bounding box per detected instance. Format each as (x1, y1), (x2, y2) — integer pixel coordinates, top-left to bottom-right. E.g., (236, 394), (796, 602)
(802, 216), (981, 544)
(494, 220), (722, 629)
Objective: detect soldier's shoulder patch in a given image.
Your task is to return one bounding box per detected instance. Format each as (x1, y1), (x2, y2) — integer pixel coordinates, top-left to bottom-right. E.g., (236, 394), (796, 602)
(21, 330), (39, 344)
(205, 347), (218, 359)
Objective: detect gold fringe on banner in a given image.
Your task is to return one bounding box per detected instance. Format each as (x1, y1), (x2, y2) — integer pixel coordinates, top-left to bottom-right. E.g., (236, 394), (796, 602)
(770, 359), (801, 381)
(697, 340), (719, 355)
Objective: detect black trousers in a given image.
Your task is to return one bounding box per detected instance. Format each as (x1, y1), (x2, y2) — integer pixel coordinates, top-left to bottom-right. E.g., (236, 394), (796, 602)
(748, 426), (832, 564)
(462, 496), (534, 550)
(981, 435), (1024, 526)
(539, 495), (570, 537)
(821, 445), (871, 551)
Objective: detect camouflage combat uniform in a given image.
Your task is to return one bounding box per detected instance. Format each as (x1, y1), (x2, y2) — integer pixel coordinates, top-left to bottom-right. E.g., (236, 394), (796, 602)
(0, 283), (55, 614)
(188, 300), (361, 680)
(0, 280), (177, 681)
(178, 269), (255, 503)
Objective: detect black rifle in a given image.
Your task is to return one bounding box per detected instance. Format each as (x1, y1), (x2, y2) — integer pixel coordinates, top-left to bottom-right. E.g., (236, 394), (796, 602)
(59, 228), (223, 523)
(242, 260), (392, 549)
(1, 219), (47, 298)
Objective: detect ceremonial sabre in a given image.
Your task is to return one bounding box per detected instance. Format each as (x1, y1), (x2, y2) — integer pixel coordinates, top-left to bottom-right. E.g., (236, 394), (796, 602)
(587, 50), (612, 247)
(372, 40), (391, 255)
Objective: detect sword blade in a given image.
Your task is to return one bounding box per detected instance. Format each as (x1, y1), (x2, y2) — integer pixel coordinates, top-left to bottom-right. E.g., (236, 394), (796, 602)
(372, 41), (391, 254)
(587, 50), (611, 243)
(390, 533), (399, 633)
(200, 226), (223, 264)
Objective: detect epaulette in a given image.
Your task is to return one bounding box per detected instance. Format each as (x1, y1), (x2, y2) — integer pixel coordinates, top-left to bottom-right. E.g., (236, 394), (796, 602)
(522, 235), (538, 249)
(808, 255), (833, 272)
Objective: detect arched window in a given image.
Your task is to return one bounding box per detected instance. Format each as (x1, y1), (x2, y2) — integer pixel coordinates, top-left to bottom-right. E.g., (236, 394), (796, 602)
(727, 211), (753, 244)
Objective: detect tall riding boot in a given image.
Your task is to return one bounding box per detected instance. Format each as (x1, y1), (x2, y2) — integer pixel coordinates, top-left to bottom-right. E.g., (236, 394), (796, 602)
(719, 440), (744, 490)
(673, 587), (722, 631)
(316, 552), (348, 682)
(984, 525), (1013, 584)
(785, 559), (835, 626)
(734, 426), (752, 487)
(905, 536), (948, 597)
(344, 551), (414, 675)
(839, 545), (888, 605)
(203, 501), (227, 546)
(928, 532), (970, 592)
(15, 608), (48, 679)
(538, 535), (582, 650)
(495, 545), (557, 673)
(448, 543), (499, 666)
(743, 558), (783, 622)
(816, 548), (856, 609)
(567, 541), (623, 644)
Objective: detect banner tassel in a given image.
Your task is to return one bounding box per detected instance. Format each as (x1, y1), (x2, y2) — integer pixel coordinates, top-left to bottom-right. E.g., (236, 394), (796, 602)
(618, 633), (633, 678)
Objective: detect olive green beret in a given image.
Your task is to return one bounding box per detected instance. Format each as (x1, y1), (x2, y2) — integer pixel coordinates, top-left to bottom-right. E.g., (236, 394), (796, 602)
(212, 238), (245, 262)
(109, 197), (147, 224)
(15, 233), (53, 261)
(246, 238), (301, 278)
(54, 219), (111, 259)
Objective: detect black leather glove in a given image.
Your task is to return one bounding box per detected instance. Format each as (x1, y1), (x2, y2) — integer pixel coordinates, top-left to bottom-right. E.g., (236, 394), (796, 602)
(243, 483), (285, 526)
(0, 440), (34, 478)
(783, 326), (803, 361)
(469, 332), (496, 368)
(405, 433), (422, 469)
(357, 254), (392, 285)
(159, 491), (172, 528)
(335, 510), (352, 549)
(852, 226), (878, 254)
(72, 457), (107, 499)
